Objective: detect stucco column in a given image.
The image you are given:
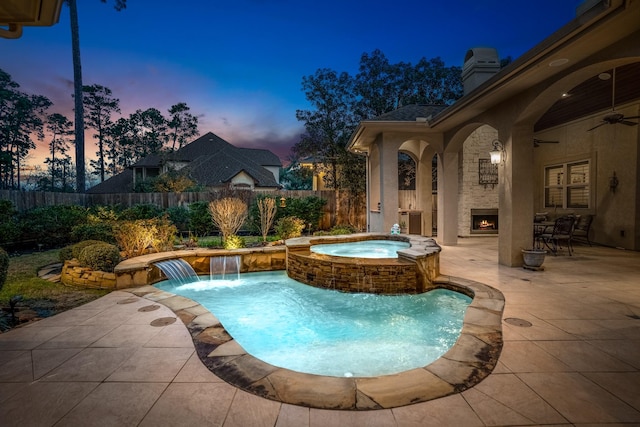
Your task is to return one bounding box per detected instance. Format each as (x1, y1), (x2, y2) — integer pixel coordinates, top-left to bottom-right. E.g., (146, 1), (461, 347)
(498, 128), (534, 266)
(380, 137), (400, 233)
(418, 147), (435, 236)
(437, 150), (459, 246)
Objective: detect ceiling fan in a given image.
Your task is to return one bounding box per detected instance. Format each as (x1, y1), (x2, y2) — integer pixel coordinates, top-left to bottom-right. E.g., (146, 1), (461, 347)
(588, 68), (640, 131)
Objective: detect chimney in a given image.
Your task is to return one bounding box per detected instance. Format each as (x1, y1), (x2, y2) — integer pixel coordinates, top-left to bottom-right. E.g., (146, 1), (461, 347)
(461, 47), (500, 95)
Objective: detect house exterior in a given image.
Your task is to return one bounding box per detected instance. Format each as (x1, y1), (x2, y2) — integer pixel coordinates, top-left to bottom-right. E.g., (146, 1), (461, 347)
(87, 132), (282, 193)
(348, 0), (640, 266)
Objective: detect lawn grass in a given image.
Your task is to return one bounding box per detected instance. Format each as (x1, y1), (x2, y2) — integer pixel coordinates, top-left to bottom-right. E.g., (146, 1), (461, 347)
(0, 249), (109, 330)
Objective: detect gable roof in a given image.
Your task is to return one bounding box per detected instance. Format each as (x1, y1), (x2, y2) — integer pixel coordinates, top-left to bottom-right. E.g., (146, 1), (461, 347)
(87, 131), (282, 193)
(368, 104), (448, 122)
(86, 168), (134, 194)
(180, 146), (280, 188)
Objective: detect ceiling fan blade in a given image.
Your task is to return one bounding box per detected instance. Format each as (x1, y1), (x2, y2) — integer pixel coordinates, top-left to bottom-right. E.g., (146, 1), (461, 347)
(623, 115), (640, 120)
(587, 122), (607, 131)
(620, 120), (638, 126)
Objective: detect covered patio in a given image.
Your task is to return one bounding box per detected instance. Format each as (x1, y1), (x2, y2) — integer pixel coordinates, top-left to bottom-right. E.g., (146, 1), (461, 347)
(348, 0), (640, 267)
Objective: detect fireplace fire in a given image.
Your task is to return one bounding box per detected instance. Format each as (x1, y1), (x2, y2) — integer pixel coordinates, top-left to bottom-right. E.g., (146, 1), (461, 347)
(471, 209), (498, 234)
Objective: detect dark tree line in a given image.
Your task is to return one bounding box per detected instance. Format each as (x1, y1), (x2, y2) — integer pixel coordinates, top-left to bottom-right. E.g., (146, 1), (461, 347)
(0, 68), (199, 191)
(292, 49), (464, 196)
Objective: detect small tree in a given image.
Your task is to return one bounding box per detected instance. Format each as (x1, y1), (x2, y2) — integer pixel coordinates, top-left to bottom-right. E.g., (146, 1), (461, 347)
(208, 197), (247, 243)
(257, 197), (277, 242)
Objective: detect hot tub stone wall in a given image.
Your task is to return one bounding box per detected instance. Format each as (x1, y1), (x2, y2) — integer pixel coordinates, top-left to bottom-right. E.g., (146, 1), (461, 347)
(287, 251), (418, 293)
(285, 233), (441, 294)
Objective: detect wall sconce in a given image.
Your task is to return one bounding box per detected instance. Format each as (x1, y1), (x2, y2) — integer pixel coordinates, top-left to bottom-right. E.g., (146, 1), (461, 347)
(489, 139), (505, 165)
(609, 171), (619, 193)
(280, 197), (287, 208)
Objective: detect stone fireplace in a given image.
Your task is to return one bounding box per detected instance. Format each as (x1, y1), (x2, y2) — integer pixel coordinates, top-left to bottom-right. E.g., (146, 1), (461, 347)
(470, 209), (498, 234)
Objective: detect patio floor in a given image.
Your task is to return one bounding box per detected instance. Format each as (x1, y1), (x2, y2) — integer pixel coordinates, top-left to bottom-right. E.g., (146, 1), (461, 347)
(1, 237), (639, 426)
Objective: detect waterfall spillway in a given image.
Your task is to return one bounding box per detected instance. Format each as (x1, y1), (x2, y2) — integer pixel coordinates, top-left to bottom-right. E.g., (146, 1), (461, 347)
(210, 255), (240, 281)
(155, 259), (199, 283)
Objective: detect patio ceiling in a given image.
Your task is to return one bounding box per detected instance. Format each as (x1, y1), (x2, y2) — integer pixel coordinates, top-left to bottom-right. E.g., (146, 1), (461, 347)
(0, 0), (63, 39)
(535, 62), (640, 131)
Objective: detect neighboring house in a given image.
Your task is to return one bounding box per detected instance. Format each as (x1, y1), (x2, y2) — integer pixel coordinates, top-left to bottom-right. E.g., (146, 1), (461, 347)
(87, 132), (282, 193)
(299, 156), (329, 191)
(348, 0), (640, 266)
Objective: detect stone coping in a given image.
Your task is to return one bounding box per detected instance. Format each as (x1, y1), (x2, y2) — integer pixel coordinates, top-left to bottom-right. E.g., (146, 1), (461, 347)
(114, 245), (285, 273)
(286, 232), (442, 261)
(126, 274), (504, 410)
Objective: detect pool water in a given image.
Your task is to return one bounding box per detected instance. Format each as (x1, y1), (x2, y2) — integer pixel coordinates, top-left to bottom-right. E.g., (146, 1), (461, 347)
(156, 271), (471, 378)
(310, 240), (410, 258)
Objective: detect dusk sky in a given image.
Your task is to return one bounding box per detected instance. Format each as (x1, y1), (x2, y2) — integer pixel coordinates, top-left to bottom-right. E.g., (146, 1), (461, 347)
(3, 0), (583, 170)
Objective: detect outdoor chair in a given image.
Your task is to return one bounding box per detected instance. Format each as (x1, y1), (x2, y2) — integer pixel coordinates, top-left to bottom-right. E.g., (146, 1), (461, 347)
(572, 214), (593, 246)
(537, 215), (576, 256)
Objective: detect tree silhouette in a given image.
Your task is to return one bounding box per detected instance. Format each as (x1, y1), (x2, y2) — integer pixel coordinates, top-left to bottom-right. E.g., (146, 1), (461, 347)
(67, 0), (126, 193)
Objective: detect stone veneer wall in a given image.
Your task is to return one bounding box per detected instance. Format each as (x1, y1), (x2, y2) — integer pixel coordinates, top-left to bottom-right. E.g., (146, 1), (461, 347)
(458, 125), (499, 236)
(61, 260), (117, 289)
(287, 251), (418, 294)
(286, 234), (441, 294)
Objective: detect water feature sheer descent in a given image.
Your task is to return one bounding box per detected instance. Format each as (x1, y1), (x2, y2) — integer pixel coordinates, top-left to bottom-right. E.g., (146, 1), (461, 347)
(155, 271), (471, 377)
(154, 259), (199, 283)
(210, 255), (240, 281)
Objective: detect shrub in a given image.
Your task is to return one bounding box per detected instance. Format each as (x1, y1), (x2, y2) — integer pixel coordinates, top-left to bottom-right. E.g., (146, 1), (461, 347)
(119, 204), (163, 220)
(208, 198), (248, 242)
(166, 206), (190, 232)
(0, 200), (19, 245)
(275, 216), (305, 240)
(151, 217), (178, 253)
(223, 234), (246, 250)
(59, 245), (74, 262)
(18, 205), (88, 246)
(77, 243), (121, 273)
(87, 205), (120, 223)
(0, 247), (8, 291)
(257, 197), (277, 242)
(71, 240), (108, 259)
(188, 201), (216, 236)
(114, 221), (156, 258)
(114, 218), (177, 258)
(329, 224), (357, 235)
(278, 196), (326, 233)
(70, 223), (115, 243)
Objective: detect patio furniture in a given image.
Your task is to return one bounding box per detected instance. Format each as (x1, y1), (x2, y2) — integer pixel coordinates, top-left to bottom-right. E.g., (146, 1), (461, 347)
(572, 214), (594, 246)
(537, 216), (576, 256)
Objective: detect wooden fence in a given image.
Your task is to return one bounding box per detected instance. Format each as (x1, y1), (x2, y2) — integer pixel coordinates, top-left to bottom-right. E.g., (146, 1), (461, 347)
(0, 189), (345, 230)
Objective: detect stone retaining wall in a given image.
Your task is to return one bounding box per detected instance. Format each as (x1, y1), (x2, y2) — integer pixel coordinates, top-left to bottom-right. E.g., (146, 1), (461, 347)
(61, 260), (117, 289)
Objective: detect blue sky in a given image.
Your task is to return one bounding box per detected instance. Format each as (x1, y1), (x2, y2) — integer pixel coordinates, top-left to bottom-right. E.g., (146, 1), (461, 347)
(3, 0), (583, 167)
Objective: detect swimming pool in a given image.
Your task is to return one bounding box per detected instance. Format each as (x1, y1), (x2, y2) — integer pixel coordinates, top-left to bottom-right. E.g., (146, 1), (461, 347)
(310, 239), (410, 258)
(155, 271), (471, 377)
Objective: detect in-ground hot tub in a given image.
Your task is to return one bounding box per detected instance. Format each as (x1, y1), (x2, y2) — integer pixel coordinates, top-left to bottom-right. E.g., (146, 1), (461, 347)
(286, 233), (441, 294)
(310, 239), (410, 258)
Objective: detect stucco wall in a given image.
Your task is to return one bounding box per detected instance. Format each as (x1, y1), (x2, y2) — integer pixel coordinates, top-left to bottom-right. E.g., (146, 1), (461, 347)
(457, 125), (500, 236)
(533, 104), (640, 249)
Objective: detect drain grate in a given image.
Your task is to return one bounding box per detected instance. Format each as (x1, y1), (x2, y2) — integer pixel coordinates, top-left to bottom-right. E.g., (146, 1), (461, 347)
(151, 317), (177, 327)
(138, 305), (160, 312)
(504, 317), (533, 327)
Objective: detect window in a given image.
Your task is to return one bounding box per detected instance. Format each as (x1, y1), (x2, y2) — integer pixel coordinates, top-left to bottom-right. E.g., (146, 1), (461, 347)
(544, 160), (590, 209)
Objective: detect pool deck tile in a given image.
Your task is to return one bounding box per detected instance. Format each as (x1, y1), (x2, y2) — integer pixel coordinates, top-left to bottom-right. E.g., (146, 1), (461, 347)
(2, 238), (640, 425)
